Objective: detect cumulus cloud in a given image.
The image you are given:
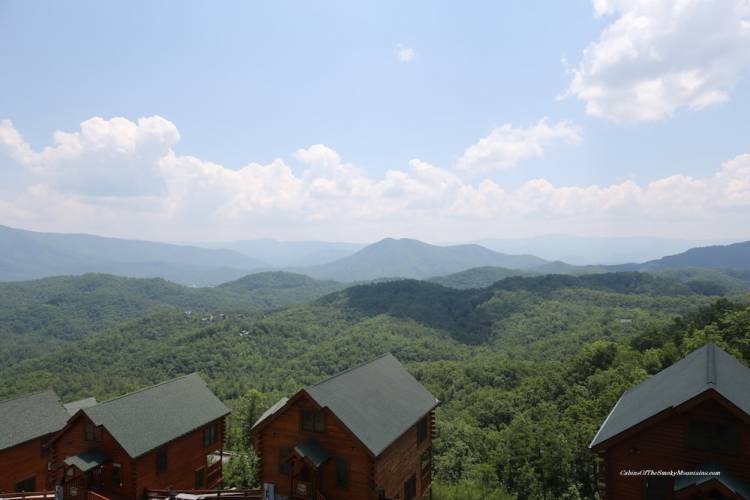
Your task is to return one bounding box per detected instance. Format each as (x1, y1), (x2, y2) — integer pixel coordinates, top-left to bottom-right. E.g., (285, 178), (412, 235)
(1, 115), (749, 241)
(396, 44), (416, 62)
(567, 0), (750, 122)
(457, 119), (582, 172)
(1, 116), (179, 197)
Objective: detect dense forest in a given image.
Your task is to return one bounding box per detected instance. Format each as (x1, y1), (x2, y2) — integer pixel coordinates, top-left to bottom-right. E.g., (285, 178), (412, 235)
(1, 270), (748, 499)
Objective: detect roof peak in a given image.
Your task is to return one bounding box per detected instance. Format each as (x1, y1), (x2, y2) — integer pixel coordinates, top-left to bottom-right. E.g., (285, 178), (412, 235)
(92, 372), (201, 407)
(307, 352), (395, 389)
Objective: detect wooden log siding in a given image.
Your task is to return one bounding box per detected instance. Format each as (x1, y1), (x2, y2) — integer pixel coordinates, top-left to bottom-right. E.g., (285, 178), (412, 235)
(596, 398), (750, 500)
(133, 418), (226, 498)
(374, 411), (434, 500)
(256, 393), (374, 500)
(0, 437), (53, 494)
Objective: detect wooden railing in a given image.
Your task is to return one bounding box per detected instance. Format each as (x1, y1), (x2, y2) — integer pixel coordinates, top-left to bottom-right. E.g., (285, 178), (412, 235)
(0, 493), (56, 500)
(87, 491), (110, 500)
(206, 461), (223, 488)
(145, 489), (264, 500)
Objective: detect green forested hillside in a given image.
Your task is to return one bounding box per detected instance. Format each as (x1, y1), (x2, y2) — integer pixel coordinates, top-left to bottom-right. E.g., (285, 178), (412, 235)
(428, 266), (534, 289)
(0, 272), (347, 366)
(0, 272), (747, 498)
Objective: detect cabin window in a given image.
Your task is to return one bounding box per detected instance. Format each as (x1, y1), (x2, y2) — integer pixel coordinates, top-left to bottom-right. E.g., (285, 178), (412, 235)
(111, 464), (122, 487)
(195, 467), (205, 488)
(417, 416), (429, 445)
(85, 422), (102, 442)
(688, 419), (739, 454)
(645, 477), (671, 500)
(420, 448), (431, 474)
(279, 447), (291, 475)
(15, 476), (36, 493)
(335, 458), (349, 487)
(404, 474), (417, 500)
(301, 409), (325, 432)
(203, 422), (220, 447)
(156, 447), (168, 473)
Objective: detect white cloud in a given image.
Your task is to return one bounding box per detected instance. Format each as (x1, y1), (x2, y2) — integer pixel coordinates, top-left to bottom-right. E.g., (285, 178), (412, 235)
(457, 119), (582, 172)
(396, 44), (416, 63)
(1, 115), (749, 241)
(1, 116), (179, 197)
(568, 0), (750, 122)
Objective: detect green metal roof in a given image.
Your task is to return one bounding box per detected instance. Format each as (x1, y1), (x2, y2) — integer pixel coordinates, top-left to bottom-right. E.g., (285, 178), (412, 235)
(64, 448), (110, 472)
(252, 396), (288, 429)
(83, 373), (230, 458)
(591, 343), (750, 448)
(64, 397), (98, 416)
(305, 353), (439, 456)
(293, 438), (330, 468)
(0, 389), (69, 450)
(674, 463), (750, 498)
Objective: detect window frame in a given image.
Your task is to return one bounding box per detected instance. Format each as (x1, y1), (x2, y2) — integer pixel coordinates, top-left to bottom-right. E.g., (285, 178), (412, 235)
(111, 463), (122, 488)
(279, 447), (291, 476)
(688, 418), (739, 455)
(404, 473), (417, 500)
(156, 447), (168, 474)
(335, 458), (349, 488)
(300, 409), (325, 433)
(417, 416), (428, 445)
(195, 467), (206, 489)
(203, 422), (219, 448)
(84, 422), (102, 443)
(15, 476), (36, 493)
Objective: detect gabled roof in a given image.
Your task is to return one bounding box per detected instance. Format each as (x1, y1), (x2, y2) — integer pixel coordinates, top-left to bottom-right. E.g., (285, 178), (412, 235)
(0, 389), (69, 451)
(294, 438), (330, 468)
(253, 396), (288, 429)
(81, 373), (230, 458)
(591, 343), (750, 449)
(64, 448), (110, 472)
(674, 463), (750, 499)
(64, 397), (98, 416)
(305, 353), (439, 456)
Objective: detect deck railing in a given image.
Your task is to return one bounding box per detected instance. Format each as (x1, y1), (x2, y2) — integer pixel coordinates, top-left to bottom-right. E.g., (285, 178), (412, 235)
(145, 489), (264, 500)
(87, 491), (110, 500)
(0, 493), (56, 500)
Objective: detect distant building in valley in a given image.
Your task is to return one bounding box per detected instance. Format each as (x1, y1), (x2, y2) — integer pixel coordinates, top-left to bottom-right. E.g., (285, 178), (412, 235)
(252, 353), (439, 500)
(0, 390), (69, 493)
(591, 343), (750, 499)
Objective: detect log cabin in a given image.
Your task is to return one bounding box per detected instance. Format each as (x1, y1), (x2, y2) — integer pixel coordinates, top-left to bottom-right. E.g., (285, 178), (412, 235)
(0, 390), (70, 493)
(252, 353), (439, 500)
(591, 343), (750, 500)
(48, 373), (230, 500)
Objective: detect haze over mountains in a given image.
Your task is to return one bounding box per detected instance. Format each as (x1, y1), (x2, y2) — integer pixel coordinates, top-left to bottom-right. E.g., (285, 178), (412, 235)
(1, 225), (749, 286)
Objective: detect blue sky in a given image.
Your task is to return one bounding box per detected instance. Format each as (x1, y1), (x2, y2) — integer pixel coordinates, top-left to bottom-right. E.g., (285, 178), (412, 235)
(1, 0), (749, 242)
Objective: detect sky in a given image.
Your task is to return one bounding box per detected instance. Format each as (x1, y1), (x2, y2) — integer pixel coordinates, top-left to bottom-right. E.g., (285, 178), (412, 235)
(0, 0), (749, 243)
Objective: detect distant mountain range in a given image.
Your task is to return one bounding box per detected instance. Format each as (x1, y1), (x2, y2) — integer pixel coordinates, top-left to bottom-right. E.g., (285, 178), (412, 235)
(1, 225), (749, 285)
(191, 239), (364, 268)
(477, 235), (727, 265)
(0, 225), (267, 285)
(295, 238), (547, 282)
(614, 240), (750, 271)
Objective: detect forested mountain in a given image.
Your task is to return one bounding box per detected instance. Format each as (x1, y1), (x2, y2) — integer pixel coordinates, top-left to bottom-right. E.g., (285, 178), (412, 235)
(428, 266), (534, 289)
(632, 240), (750, 271)
(192, 239), (364, 267)
(0, 272), (346, 366)
(478, 235), (721, 265)
(298, 238), (547, 281)
(0, 225), (267, 285)
(1, 269), (747, 498)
